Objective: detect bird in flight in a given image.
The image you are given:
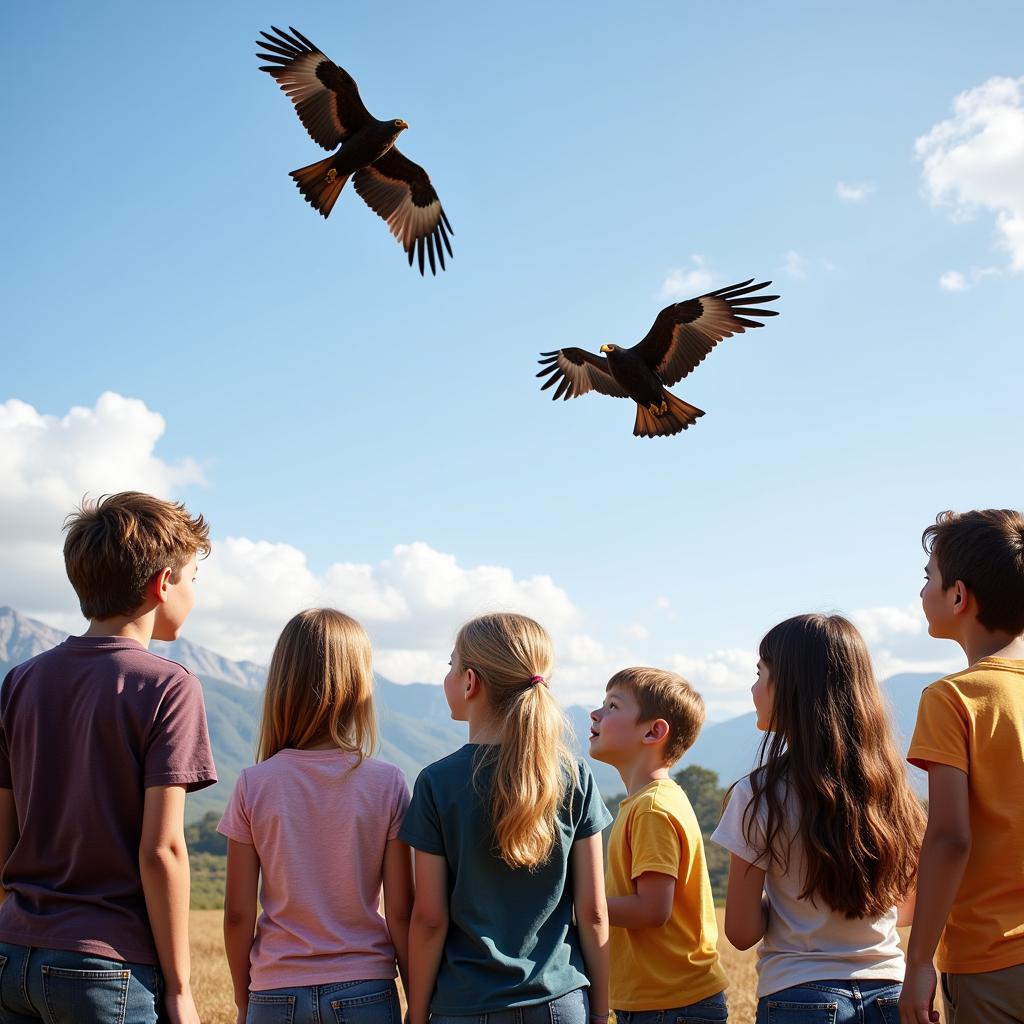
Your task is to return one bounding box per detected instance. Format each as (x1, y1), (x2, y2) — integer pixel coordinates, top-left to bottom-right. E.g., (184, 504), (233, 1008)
(256, 26), (453, 275)
(537, 280), (780, 437)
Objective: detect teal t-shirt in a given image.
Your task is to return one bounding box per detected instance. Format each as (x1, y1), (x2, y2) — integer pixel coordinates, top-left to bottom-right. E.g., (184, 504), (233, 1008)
(399, 744), (612, 1013)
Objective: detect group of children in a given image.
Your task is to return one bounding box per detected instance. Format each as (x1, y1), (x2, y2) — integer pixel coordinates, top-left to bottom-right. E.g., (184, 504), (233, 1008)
(0, 492), (1022, 1024)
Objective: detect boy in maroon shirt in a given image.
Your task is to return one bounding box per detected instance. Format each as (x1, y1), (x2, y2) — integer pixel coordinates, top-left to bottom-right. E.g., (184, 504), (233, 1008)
(0, 492), (217, 1024)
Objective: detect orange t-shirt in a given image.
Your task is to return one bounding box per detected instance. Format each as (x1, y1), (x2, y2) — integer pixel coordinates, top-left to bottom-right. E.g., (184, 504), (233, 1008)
(907, 658), (1024, 973)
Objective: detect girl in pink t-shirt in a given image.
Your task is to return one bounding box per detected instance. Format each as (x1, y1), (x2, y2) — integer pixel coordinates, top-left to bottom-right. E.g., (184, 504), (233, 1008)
(218, 608), (413, 1024)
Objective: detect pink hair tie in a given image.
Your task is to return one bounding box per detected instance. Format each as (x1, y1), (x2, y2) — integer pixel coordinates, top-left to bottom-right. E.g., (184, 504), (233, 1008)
(530, 675), (548, 687)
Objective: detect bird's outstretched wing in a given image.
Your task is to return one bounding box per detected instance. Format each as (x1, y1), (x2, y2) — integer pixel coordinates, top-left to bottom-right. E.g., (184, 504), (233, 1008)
(536, 349), (630, 400)
(353, 149), (453, 275)
(631, 279), (780, 387)
(257, 26), (373, 150)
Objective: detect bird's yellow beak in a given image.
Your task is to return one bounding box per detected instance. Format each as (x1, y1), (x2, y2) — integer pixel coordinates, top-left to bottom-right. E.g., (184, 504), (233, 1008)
(599, 344), (611, 353)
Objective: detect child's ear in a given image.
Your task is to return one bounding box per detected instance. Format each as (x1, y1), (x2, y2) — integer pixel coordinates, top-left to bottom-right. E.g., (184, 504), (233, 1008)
(951, 579), (970, 616)
(642, 718), (670, 745)
(464, 667), (481, 700)
(148, 566), (173, 605)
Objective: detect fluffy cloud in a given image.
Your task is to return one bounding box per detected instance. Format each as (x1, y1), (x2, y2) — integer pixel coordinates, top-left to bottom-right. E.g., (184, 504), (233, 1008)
(0, 393), (964, 718)
(0, 393), (203, 624)
(660, 255), (713, 298)
(938, 266), (999, 291)
(916, 76), (1024, 271)
(836, 181), (875, 202)
(939, 270), (968, 292)
(781, 250), (807, 279)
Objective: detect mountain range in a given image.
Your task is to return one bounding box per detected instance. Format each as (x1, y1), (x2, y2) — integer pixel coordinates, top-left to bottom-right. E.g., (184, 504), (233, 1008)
(0, 606), (935, 821)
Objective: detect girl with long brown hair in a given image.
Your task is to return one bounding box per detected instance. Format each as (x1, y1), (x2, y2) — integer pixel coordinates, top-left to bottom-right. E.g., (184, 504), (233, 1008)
(711, 613), (925, 1023)
(219, 609), (413, 1024)
(401, 613), (611, 1024)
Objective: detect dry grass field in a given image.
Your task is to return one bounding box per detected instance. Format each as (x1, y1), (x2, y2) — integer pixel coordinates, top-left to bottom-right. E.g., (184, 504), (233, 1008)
(190, 910), (941, 1024)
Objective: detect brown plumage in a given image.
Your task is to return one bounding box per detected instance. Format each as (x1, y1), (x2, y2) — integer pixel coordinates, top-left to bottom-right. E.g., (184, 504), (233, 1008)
(537, 279), (780, 437)
(257, 26), (453, 274)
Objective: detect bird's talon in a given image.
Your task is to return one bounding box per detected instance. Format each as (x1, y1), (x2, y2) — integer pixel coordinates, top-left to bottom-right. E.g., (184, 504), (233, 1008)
(325, 168), (338, 183)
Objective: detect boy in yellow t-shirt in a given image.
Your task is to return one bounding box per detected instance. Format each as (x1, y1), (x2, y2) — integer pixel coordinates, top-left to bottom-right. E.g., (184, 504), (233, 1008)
(900, 509), (1024, 1024)
(589, 667), (727, 1024)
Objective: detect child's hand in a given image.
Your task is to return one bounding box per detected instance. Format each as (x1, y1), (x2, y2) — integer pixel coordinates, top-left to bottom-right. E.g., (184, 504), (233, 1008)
(898, 962), (940, 1024)
(164, 988), (202, 1024)
(236, 1008), (248, 1024)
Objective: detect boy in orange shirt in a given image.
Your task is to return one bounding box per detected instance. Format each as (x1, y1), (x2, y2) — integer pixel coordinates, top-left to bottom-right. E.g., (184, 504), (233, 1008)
(589, 667), (728, 1024)
(901, 509), (1024, 1024)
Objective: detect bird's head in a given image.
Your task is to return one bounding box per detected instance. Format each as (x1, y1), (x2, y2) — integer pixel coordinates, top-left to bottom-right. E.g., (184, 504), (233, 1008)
(392, 119), (409, 132)
(599, 344), (618, 354)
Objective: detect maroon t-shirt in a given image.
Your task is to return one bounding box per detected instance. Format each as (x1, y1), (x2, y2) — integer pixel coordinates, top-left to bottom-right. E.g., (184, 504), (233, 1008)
(0, 635), (217, 963)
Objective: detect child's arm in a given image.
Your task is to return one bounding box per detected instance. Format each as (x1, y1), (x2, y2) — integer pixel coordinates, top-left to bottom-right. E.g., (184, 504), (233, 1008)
(606, 872), (675, 928)
(571, 832), (610, 1021)
(139, 784), (200, 1024)
(223, 839), (260, 1024)
(407, 849), (449, 1024)
(0, 789), (17, 904)
(382, 837), (414, 999)
(899, 764), (971, 1024)
(723, 853), (768, 950)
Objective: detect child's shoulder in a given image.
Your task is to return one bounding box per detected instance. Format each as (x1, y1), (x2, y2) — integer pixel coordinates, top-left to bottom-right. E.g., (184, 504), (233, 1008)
(924, 658), (1024, 704)
(628, 777), (692, 820)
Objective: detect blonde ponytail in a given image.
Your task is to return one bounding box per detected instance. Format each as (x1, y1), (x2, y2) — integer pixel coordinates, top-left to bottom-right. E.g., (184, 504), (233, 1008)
(455, 613), (578, 869)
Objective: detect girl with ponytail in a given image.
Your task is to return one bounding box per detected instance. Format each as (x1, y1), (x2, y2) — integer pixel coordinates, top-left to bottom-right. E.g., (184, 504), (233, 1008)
(401, 613), (612, 1024)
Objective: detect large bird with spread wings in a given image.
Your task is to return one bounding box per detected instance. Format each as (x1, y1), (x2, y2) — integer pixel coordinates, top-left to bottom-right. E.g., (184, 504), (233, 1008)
(537, 280), (780, 437)
(256, 26), (453, 275)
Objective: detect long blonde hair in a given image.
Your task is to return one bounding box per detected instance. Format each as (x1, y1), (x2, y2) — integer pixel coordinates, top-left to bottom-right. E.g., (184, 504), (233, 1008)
(257, 608), (379, 762)
(454, 612), (578, 869)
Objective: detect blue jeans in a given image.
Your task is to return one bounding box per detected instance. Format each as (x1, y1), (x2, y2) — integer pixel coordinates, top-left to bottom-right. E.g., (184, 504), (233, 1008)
(0, 942), (163, 1023)
(247, 979), (401, 1024)
(615, 990), (728, 1024)
(756, 980), (901, 1023)
(430, 987), (589, 1024)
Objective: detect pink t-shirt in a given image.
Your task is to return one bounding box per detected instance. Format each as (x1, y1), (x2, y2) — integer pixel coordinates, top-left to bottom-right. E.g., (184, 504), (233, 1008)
(218, 750), (410, 991)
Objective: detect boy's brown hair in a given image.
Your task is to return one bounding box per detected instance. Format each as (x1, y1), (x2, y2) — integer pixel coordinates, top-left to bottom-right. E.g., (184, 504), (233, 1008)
(923, 509), (1024, 635)
(63, 492), (211, 620)
(606, 666), (706, 765)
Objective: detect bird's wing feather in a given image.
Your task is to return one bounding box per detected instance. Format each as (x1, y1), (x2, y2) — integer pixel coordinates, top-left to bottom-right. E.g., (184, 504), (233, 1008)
(536, 348), (630, 400)
(353, 147), (453, 275)
(256, 26), (373, 149)
(631, 279), (780, 386)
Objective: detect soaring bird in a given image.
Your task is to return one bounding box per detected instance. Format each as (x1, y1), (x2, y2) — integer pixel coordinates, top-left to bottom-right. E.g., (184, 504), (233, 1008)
(256, 26), (453, 275)
(537, 280), (780, 437)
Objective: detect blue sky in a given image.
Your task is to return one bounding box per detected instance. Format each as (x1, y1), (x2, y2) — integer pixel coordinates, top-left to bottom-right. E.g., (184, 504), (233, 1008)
(2, 1), (1022, 715)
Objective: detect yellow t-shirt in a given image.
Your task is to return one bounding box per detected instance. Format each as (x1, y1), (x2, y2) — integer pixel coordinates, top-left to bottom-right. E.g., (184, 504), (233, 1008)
(907, 658), (1024, 974)
(606, 778), (727, 1010)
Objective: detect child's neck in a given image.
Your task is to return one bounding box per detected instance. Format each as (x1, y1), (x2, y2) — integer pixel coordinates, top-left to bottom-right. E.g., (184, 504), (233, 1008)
(83, 611), (156, 648)
(465, 703), (503, 745)
(616, 753), (671, 797)
(956, 623), (1024, 666)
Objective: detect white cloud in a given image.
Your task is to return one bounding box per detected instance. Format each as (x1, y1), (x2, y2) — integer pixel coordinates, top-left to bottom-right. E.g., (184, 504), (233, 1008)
(0, 394), (970, 721)
(938, 266), (1000, 291)
(849, 603), (925, 645)
(782, 250), (807, 279)
(916, 75), (1024, 271)
(836, 181), (875, 202)
(660, 255), (713, 298)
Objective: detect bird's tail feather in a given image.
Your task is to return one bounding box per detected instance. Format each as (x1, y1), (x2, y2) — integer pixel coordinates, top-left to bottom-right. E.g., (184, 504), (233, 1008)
(289, 155), (349, 218)
(633, 391), (705, 438)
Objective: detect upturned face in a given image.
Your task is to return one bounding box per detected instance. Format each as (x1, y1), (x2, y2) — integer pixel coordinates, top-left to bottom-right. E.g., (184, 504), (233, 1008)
(920, 552), (958, 639)
(589, 684), (646, 765)
(751, 657), (773, 731)
(443, 649), (470, 721)
(152, 554), (198, 642)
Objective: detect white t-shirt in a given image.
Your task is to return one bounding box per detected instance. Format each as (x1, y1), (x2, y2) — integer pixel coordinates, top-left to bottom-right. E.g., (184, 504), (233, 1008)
(711, 774), (905, 998)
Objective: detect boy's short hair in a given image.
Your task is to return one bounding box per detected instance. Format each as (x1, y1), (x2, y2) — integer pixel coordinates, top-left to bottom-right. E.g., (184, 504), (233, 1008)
(923, 509), (1024, 635)
(63, 492), (211, 620)
(607, 666), (706, 765)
